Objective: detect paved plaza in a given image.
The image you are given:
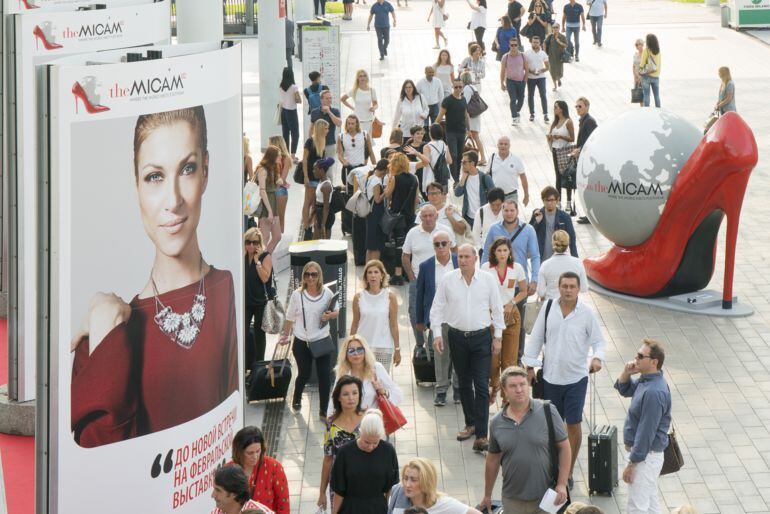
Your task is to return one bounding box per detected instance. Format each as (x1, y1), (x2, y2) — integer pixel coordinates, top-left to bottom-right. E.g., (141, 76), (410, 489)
(241, 0), (770, 512)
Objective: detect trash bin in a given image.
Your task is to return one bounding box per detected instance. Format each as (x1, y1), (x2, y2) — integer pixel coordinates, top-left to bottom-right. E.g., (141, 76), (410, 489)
(721, 4), (730, 27)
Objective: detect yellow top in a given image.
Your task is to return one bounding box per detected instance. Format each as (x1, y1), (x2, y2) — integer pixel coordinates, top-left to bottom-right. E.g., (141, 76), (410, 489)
(640, 48), (661, 78)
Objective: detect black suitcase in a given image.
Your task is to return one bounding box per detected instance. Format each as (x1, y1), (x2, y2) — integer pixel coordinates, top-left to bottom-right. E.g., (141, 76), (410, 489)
(249, 358), (292, 401)
(588, 424), (618, 495)
(412, 345), (436, 384)
(352, 216), (367, 266)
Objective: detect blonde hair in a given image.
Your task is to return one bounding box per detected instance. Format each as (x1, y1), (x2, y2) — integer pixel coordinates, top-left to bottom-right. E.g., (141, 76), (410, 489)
(671, 506), (697, 514)
(268, 135), (290, 158)
(359, 409), (386, 440)
(389, 152), (410, 175)
(335, 334), (377, 381)
(718, 66), (732, 88)
(402, 459), (440, 507)
(362, 260), (390, 290)
(552, 230), (570, 254)
(312, 119), (329, 156)
(243, 135), (251, 157)
(300, 261), (324, 293)
(243, 227), (263, 254)
(352, 69), (370, 97)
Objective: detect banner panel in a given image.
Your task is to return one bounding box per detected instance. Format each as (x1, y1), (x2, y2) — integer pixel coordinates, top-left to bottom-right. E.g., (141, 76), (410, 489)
(8, 0), (170, 402)
(45, 43), (244, 513)
(3, 0), (134, 15)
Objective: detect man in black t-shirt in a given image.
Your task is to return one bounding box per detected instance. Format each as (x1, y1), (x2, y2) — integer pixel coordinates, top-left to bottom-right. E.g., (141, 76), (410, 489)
(507, 0), (526, 34)
(436, 80), (470, 183)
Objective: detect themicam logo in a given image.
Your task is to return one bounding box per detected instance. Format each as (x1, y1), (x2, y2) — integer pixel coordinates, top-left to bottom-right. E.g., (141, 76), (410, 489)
(61, 19), (125, 42)
(110, 73), (187, 101)
(33, 23), (63, 51)
(580, 180), (665, 199)
(72, 77), (110, 115)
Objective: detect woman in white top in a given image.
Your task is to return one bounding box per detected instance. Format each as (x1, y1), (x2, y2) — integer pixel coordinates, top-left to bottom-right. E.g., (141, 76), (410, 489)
(547, 100), (576, 214)
(481, 237), (526, 403)
(458, 43), (486, 88)
(536, 230), (588, 301)
(327, 334), (403, 417)
(388, 458), (482, 514)
(341, 69), (378, 134)
(351, 260), (400, 370)
(278, 67), (302, 161)
(422, 124), (453, 191)
(427, 0), (448, 49)
(393, 80), (428, 139)
(337, 114), (376, 175)
(472, 187), (504, 253)
(434, 50), (455, 98)
(460, 71), (486, 164)
(466, 0), (488, 54)
(279, 261), (340, 418)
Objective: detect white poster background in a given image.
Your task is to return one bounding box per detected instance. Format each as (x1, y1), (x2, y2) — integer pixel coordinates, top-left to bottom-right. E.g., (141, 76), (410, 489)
(3, 0), (133, 15)
(9, 0), (170, 402)
(47, 43), (243, 514)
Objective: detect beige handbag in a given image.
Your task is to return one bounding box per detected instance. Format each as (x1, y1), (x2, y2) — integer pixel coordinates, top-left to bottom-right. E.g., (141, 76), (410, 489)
(523, 299), (543, 334)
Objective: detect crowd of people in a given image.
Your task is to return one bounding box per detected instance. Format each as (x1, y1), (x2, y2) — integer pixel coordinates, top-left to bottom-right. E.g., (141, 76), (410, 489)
(233, 1), (743, 512)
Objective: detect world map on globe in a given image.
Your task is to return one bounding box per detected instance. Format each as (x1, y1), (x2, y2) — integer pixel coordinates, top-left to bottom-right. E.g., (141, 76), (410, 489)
(576, 109), (703, 247)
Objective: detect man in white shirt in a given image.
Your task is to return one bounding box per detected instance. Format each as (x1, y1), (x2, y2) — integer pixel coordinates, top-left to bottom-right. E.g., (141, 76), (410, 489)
(403, 205), (456, 349)
(524, 36), (550, 123)
(523, 271), (605, 489)
(587, 0), (607, 46)
(485, 136), (530, 204)
(417, 66), (445, 127)
(431, 244), (505, 452)
(424, 181), (466, 239)
(472, 187), (505, 254)
(453, 151), (495, 227)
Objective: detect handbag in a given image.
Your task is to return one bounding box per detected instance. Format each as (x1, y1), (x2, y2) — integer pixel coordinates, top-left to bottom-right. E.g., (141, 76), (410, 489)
(260, 272), (285, 335)
(380, 176), (417, 235)
(466, 86), (488, 118)
(553, 145), (575, 176)
(300, 291), (336, 358)
(523, 299), (543, 334)
(273, 104), (283, 125)
(330, 186), (347, 213)
(530, 299), (553, 399)
(345, 189), (371, 218)
(631, 86), (643, 104)
(292, 162), (305, 184)
(443, 12), (449, 20)
(640, 53), (658, 75)
(704, 110), (719, 134)
(376, 393), (407, 435)
(660, 429), (684, 475)
(561, 48), (572, 63)
(562, 156), (578, 190)
(242, 179), (261, 216)
(463, 135), (479, 154)
(371, 117), (384, 138)
(544, 399), (572, 513)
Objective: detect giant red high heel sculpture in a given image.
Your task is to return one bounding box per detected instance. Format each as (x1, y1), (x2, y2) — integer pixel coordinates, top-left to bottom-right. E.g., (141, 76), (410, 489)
(584, 112), (757, 310)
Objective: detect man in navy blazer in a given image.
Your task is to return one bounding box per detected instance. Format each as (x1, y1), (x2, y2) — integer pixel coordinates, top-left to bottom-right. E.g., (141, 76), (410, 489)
(416, 230), (459, 406)
(529, 186), (578, 260)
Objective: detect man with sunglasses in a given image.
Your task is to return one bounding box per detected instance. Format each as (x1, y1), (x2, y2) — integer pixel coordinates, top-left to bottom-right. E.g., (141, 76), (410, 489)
(615, 339), (671, 514)
(523, 271), (605, 489)
(436, 79), (471, 183)
(500, 37), (528, 125)
(415, 230), (459, 406)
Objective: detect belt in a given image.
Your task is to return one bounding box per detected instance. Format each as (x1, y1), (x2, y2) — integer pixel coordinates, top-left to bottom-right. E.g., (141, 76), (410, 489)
(447, 326), (489, 338)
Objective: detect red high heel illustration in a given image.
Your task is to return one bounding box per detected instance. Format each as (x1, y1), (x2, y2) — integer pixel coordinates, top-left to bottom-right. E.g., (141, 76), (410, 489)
(33, 26), (63, 51)
(20, 0), (39, 8)
(72, 82), (110, 114)
(584, 112), (757, 309)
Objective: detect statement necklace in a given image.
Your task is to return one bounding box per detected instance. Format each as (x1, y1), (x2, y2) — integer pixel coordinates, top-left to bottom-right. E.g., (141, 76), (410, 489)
(152, 260), (207, 349)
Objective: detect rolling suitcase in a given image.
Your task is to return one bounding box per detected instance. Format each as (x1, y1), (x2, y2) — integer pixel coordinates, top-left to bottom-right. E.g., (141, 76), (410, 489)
(249, 342), (292, 402)
(352, 215), (367, 266)
(412, 345), (436, 384)
(588, 374), (618, 495)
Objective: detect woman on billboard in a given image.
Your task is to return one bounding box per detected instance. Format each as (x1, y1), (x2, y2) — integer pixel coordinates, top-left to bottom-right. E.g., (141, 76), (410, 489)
(70, 106), (239, 448)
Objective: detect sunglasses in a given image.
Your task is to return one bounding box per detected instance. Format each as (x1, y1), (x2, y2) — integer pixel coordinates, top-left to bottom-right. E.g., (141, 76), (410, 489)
(303, 271), (319, 278)
(433, 241), (450, 248)
(245, 240), (261, 245)
(635, 353), (652, 360)
(347, 346), (365, 356)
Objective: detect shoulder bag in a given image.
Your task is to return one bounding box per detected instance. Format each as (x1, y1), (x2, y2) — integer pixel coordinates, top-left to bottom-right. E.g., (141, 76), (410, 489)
(544, 399), (572, 513)
(261, 268), (285, 334)
(301, 291), (335, 358)
(562, 156), (578, 190)
(330, 186), (347, 213)
(466, 85), (489, 118)
(640, 53), (658, 75)
(242, 177), (261, 216)
(371, 117), (385, 138)
(380, 175), (418, 235)
(554, 144), (576, 175)
(345, 176), (372, 218)
(660, 384), (684, 475)
(530, 299), (552, 399)
(292, 161), (305, 184)
(377, 392), (407, 435)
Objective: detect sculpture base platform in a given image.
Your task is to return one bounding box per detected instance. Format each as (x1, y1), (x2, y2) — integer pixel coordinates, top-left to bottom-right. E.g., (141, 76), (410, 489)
(0, 385), (35, 436)
(588, 281), (754, 318)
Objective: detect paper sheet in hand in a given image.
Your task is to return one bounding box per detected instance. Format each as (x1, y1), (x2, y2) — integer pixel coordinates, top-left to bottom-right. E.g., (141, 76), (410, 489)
(539, 488), (567, 514)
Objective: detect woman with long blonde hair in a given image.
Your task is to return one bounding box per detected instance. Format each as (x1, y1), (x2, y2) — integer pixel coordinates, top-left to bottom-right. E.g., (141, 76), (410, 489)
(255, 145), (282, 253)
(301, 119), (330, 234)
(268, 135), (291, 233)
(341, 69), (378, 134)
(326, 334), (402, 417)
(716, 66), (736, 114)
(388, 458), (481, 513)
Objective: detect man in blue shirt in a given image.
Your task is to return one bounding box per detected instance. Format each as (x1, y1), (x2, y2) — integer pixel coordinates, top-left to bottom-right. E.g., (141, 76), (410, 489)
(367, 0), (396, 60)
(615, 339), (672, 514)
(483, 198), (540, 359)
(561, 0), (586, 61)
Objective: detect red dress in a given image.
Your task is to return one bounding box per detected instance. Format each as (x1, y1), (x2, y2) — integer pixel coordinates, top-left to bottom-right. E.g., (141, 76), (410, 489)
(249, 456), (290, 514)
(71, 268), (239, 448)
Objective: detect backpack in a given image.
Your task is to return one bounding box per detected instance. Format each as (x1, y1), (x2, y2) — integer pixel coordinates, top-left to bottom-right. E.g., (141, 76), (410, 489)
(466, 86), (488, 118)
(305, 84), (323, 112)
(429, 143), (450, 185)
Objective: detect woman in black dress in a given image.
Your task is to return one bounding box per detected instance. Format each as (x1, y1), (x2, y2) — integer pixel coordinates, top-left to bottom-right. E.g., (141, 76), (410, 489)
(365, 159), (390, 263)
(330, 409), (399, 514)
(384, 153), (419, 285)
(244, 227), (274, 376)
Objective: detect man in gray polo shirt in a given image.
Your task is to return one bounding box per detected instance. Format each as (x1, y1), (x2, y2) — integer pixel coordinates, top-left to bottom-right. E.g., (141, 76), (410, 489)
(480, 366), (570, 514)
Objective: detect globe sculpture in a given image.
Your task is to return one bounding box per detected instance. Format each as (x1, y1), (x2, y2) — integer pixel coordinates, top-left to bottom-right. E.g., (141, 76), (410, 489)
(576, 109), (702, 247)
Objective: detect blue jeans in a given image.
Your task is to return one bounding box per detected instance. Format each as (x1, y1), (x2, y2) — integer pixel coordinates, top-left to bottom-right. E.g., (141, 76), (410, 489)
(642, 75), (661, 108)
(448, 327), (491, 438)
(565, 25), (580, 57)
(408, 280), (426, 348)
(426, 103), (440, 127)
(505, 79), (526, 120)
(527, 77), (548, 116)
(375, 26), (390, 57)
(445, 131), (465, 183)
(280, 108), (300, 154)
(589, 15), (603, 44)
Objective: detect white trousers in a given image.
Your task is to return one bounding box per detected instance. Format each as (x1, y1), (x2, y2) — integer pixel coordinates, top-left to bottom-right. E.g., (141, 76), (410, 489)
(627, 451), (665, 514)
